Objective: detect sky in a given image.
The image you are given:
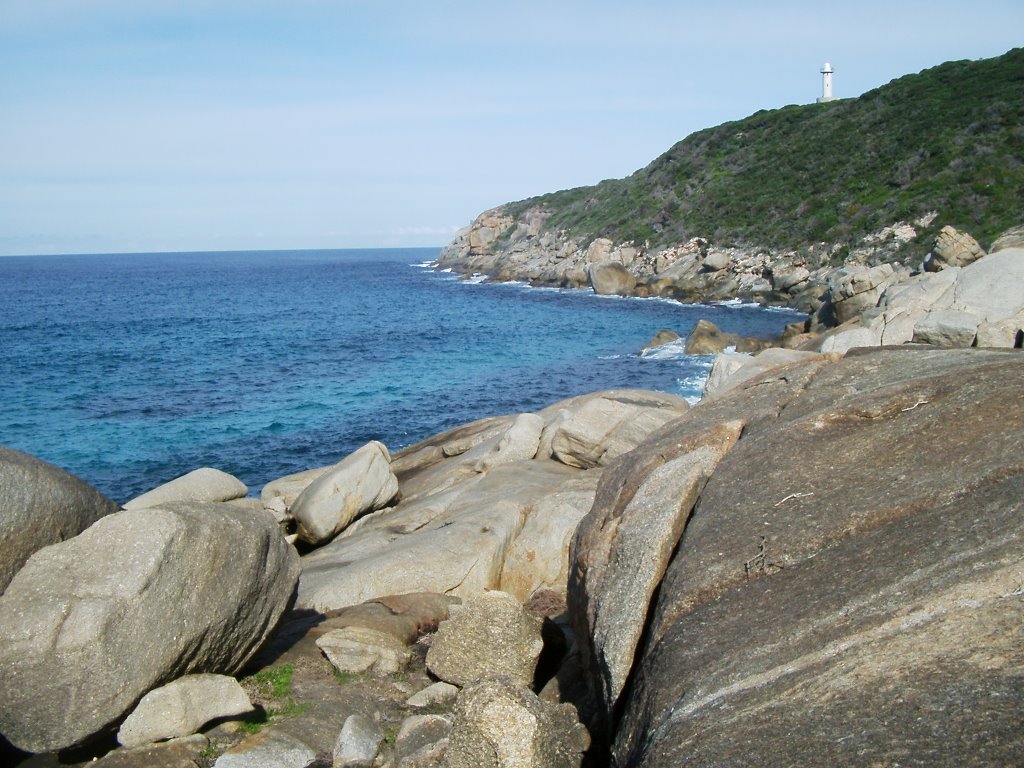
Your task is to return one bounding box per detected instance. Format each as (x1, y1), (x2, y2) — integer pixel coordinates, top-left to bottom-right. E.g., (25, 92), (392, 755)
(1, 1), (1021, 256)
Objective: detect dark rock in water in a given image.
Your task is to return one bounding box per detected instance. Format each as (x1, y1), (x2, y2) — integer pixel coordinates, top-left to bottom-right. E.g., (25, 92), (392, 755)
(683, 319), (771, 355)
(0, 501), (299, 754)
(0, 446), (120, 594)
(568, 347), (1024, 766)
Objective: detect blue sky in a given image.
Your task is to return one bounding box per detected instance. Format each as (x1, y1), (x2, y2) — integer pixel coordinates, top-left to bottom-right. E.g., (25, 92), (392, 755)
(1, 1), (1021, 255)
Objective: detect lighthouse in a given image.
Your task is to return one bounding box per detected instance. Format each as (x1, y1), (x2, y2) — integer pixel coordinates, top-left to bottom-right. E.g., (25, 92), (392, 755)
(817, 62), (837, 103)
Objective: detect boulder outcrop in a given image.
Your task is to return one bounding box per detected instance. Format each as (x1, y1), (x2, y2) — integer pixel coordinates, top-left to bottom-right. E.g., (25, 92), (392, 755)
(567, 347), (1024, 765)
(292, 440), (399, 545)
(0, 446), (120, 593)
(924, 224), (985, 271)
(588, 261), (636, 296)
(0, 501), (299, 753)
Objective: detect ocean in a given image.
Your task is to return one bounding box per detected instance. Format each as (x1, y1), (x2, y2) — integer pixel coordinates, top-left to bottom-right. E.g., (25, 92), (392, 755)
(0, 248), (802, 503)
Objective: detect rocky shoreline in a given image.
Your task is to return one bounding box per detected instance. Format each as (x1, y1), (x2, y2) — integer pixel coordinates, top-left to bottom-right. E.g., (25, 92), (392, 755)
(1, 235), (1023, 766)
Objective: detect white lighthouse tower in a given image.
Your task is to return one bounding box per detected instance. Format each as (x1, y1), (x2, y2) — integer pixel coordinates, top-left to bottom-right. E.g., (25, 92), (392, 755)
(817, 62), (837, 103)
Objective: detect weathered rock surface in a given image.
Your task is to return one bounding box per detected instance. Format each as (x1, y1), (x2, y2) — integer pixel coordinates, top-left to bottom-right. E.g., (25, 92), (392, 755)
(0, 501), (299, 753)
(924, 224), (986, 271)
(117, 673), (253, 748)
(566, 347), (1024, 766)
(123, 467), (248, 511)
(297, 460), (586, 612)
(640, 329), (680, 351)
(426, 590), (543, 688)
(0, 446), (120, 593)
(825, 263), (902, 324)
(443, 679), (589, 768)
(544, 391), (689, 469)
(474, 413), (545, 472)
(395, 715), (451, 764)
(292, 441), (399, 545)
(260, 465), (333, 512)
(406, 681), (460, 709)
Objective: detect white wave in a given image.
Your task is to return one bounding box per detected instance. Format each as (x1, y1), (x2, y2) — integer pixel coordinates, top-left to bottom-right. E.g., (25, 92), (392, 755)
(463, 273), (488, 284)
(598, 353), (627, 360)
(639, 338), (689, 360)
(712, 298), (763, 309)
(410, 260), (438, 268)
(438, 267), (454, 273)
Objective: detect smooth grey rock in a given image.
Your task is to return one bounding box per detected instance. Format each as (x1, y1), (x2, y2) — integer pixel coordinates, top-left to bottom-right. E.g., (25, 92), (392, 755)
(333, 713), (383, 767)
(117, 673), (253, 748)
(292, 441), (399, 545)
(0, 502), (299, 753)
(214, 730), (316, 768)
(0, 446), (119, 593)
(316, 626), (411, 676)
(426, 591), (543, 688)
(911, 309), (979, 347)
(406, 682), (460, 709)
(443, 680), (589, 768)
(952, 246), (1024, 323)
(588, 261), (636, 296)
(123, 467), (247, 510)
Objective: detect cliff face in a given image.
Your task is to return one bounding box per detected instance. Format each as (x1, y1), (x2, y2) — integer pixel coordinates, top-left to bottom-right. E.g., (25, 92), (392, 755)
(438, 205), (935, 317)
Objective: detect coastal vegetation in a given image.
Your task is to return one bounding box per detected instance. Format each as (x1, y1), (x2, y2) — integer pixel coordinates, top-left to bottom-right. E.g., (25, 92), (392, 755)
(502, 47), (1024, 259)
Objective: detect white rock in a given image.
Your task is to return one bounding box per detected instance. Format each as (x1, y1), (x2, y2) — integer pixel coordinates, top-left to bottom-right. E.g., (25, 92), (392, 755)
(117, 673), (252, 748)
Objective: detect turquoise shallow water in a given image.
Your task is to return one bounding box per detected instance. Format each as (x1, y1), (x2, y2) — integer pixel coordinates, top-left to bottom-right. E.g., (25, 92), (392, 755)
(0, 248), (802, 502)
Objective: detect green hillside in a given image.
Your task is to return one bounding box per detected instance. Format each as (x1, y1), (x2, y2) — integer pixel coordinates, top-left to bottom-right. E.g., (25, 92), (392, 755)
(501, 48), (1023, 257)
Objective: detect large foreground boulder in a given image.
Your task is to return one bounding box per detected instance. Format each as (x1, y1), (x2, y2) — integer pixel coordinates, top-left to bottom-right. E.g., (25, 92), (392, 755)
(0, 501), (299, 753)
(0, 447), (120, 593)
(588, 261), (636, 296)
(569, 347), (1024, 765)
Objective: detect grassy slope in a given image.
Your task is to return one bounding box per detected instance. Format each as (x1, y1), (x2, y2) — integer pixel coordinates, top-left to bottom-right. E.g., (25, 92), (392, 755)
(502, 48), (1023, 257)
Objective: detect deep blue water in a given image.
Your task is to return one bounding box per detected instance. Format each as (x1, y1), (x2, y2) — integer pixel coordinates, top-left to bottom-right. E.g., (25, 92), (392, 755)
(0, 248), (801, 503)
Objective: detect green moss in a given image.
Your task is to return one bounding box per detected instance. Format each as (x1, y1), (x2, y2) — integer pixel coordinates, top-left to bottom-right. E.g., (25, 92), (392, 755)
(241, 663), (294, 699)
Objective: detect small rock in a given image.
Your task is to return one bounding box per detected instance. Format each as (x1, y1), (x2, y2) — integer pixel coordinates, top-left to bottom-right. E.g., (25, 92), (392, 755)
(406, 682), (460, 709)
(426, 591), (543, 688)
(117, 673), (253, 748)
(317, 626), (411, 676)
(333, 713), (383, 767)
(911, 309), (979, 347)
(474, 413), (545, 472)
(702, 251), (731, 271)
(395, 715), (452, 763)
(123, 467), (247, 510)
(641, 329), (681, 351)
(214, 729), (316, 768)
